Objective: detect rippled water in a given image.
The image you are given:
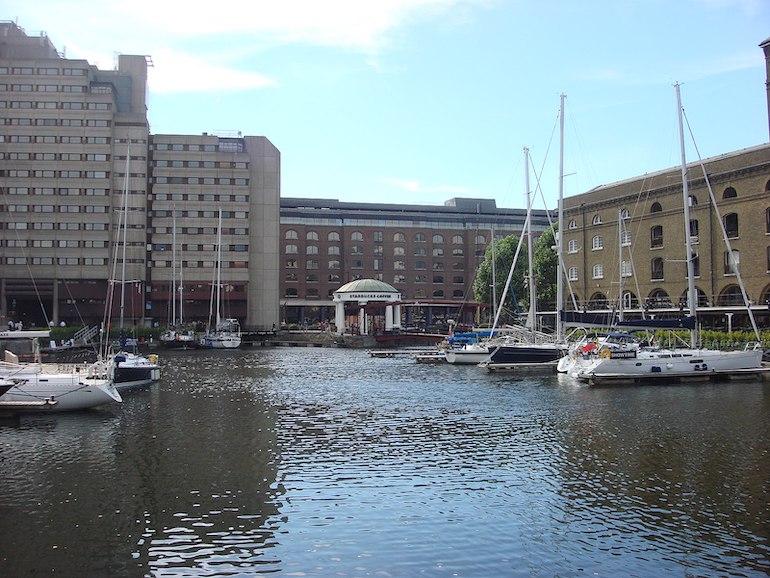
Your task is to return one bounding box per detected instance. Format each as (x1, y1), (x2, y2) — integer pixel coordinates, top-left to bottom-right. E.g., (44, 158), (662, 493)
(1, 347), (769, 577)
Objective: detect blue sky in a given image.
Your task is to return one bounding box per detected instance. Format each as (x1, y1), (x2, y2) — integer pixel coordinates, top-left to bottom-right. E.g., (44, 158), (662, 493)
(5, 0), (769, 210)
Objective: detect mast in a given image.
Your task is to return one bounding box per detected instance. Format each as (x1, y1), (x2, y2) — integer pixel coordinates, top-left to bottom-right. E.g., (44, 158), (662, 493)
(215, 209), (223, 327)
(119, 146), (129, 330)
(524, 147), (537, 338)
(490, 228), (497, 325)
(555, 93), (566, 342)
(618, 208), (624, 322)
(675, 83), (698, 348)
(171, 208), (177, 327)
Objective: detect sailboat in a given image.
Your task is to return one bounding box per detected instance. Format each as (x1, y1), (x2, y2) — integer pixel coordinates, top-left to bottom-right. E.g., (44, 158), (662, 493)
(484, 145), (566, 366)
(160, 211), (196, 349)
(199, 209), (242, 349)
(0, 329), (121, 412)
(574, 84), (764, 385)
(96, 147), (161, 390)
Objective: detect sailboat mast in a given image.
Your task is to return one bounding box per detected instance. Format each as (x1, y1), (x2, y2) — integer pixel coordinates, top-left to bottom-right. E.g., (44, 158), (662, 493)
(675, 83), (698, 348)
(119, 146), (129, 330)
(524, 147), (537, 338)
(618, 209), (625, 322)
(171, 208), (177, 326)
(556, 93), (566, 342)
(490, 228), (497, 325)
(215, 209), (223, 326)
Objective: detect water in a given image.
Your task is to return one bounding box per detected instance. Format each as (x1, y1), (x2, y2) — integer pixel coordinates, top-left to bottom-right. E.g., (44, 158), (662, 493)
(1, 347), (769, 577)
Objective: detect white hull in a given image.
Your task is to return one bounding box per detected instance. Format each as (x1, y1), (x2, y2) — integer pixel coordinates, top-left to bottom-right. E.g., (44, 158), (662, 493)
(0, 365), (121, 411)
(445, 345), (491, 365)
(200, 333), (242, 349)
(576, 347), (763, 383)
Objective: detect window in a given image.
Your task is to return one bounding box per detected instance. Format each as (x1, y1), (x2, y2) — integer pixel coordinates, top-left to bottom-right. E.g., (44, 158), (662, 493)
(592, 214), (602, 225)
(328, 260), (340, 269)
(393, 232), (405, 242)
(306, 259), (319, 269)
(415, 261), (427, 270)
(285, 244), (298, 254)
(414, 247), (426, 256)
(688, 195), (697, 207)
(568, 219), (577, 229)
(305, 245), (318, 255)
(474, 235), (485, 245)
(373, 231), (383, 242)
(692, 255), (700, 278)
(621, 230), (631, 246)
(689, 219), (699, 240)
(328, 231), (340, 241)
(415, 233), (426, 242)
(433, 275), (444, 284)
(592, 235), (603, 250)
(351, 231), (364, 241)
(433, 262), (445, 271)
(393, 261), (405, 270)
(393, 247), (405, 256)
(619, 208), (629, 219)
(285, 229), (298, 239)
(651, 225), (663, 248)
(568, 267), (578, 281)
(592, 264), (603, 279)
(766, 207), (770, 234)
(327, 246), (340, 255)
(724, 213), (738, 238)
(351, 245), (363, 255)
(722, 187), (737, 199)
(621, 261), (632, 278)
(306, 231), (319, 241)
(433, 248), (444, 257)
(651, 258), (664, 280)
(567, 239), (578, 253)
(452, 235), (463, 244)
(650, 202), (662, 213)
(724, 250), (739, 275)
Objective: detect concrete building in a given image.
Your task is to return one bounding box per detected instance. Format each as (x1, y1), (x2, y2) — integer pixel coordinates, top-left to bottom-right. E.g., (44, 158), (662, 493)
(0, 22), (280, 331)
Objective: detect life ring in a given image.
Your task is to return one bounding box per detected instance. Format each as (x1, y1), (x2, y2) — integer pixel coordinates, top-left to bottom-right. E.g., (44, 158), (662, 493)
(599, 349), (611, 359)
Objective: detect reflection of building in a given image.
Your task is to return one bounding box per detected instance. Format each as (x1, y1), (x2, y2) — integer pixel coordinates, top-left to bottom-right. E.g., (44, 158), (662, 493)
(279, 197), (553, 328)
(561, 144), (770, 328)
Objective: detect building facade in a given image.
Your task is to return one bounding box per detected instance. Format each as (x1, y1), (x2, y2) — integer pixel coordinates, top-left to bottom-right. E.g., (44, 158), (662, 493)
(561, 144), (770, 330)
(0, 22), (280, 331)
(278, 197), (553, 328)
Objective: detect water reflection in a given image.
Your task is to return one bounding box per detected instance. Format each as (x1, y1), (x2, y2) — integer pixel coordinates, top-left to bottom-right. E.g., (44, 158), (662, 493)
(1, 347), (768, 576)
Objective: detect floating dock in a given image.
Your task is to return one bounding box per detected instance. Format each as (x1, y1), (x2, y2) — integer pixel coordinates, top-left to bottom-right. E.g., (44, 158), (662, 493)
(484, 361), (558, 373)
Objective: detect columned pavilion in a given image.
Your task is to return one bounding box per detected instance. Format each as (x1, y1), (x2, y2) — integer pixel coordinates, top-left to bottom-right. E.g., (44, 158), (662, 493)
(332, 279), (402, 335)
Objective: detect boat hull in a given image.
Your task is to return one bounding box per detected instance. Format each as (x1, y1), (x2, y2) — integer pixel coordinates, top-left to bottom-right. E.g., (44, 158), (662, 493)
(488, 344), (565, 365)
(577, 348), (764, 384)
(112, 352), (161, 390)
(445, 347), (491, 365)
(0, 374), (121, 412)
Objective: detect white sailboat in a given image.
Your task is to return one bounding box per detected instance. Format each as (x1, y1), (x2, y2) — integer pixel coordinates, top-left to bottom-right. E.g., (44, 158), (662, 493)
(97, 147), (161, 389)
(0, 330), (121, 412)
(160, 210), (196, 349)
(199, 209), (242, 349)
(574, 84), (764, 385)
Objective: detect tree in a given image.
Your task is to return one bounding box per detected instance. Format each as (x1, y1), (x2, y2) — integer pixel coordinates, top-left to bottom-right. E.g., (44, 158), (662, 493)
(473, 234), (528, 324)
(532, 225), (558, 312)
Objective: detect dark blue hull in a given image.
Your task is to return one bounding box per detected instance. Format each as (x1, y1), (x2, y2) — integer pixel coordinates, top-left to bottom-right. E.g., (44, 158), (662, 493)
(488, 344), (564, 364)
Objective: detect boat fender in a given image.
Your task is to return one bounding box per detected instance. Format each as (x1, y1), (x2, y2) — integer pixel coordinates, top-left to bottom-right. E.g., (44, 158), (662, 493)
(149, 354), (158, 364)
(599, 349), (611, 359)
(115, 354), (126, 363)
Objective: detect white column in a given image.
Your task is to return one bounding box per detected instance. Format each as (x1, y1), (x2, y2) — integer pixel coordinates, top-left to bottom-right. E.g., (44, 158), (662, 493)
(385, 305), (394, 331)
(393, 304), (402, 329)
(358, 307), (366, 335)
(335, 300), (345, 335)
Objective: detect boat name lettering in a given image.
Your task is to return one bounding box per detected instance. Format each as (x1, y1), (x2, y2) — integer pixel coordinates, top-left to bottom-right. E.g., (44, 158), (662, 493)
(610, 350), (637, 359)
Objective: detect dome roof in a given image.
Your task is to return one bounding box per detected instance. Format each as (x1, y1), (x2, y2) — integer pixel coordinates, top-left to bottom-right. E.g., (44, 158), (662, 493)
(335, 279), (398, 293)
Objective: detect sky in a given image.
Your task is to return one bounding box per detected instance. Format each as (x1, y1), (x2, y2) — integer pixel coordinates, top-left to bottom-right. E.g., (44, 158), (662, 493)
(5, 0), (770, 211)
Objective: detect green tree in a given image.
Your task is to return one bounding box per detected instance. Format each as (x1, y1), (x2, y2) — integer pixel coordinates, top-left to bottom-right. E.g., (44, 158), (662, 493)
(473, 234), (529, 324)
(532, 225), (558, 312)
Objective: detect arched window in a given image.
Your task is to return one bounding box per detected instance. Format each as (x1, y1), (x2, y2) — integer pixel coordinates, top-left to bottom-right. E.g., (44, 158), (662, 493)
(393, 232), (405, 242)
(453, 289), (464, 298)
(568, 267), (578, 281)
(351, 231), (364, 241)
(305, 245), (318, 255)
(306, 231), (319, 240)
(568, 219), (577, 229)
(621, 260), (632, 277)
(647, 289), (670, 308)
(306, 259), (319, 269)
(592, 214), (602, 225)
(432, 248), (444, 257)
(285, 244), (298, 254)
(650, 202), (662, 213)
(350, 245), (363, 255)
(567, 239), (578, 253)
(722, 187), (737, 199)
(723, 249), (739, 275)
(717, 285), (744, 306)
(622, 291), (638, 309)
(688, 195), (698, 207)
(305, 273), (318, 282)
(651, 257), (664, 280)
(679, 287), (708, 308)
(589, 292), (607, 309)
(433, 275), (444, 283)
(414, 247), (427, 256)
(328, 260), (340, 269)
(285, 229), (298, 239)
(592, 235), (603, 250)
(434, 234), (445, 244)
(415, 233), (426, 242)
(432, 289), (444, 298)
(327, 231), (340, 241)
(327, 246), (340, 255)
(724, 213), (738, 238)
(473, 234), (485, 245)
(650, 225), (663, 248)
(415, 261), (426, 270)
(393, 247), (405, 256)
(452, 235), (463, 244)
(619, 208), (630, 219)
(592, 264), (603, 279)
